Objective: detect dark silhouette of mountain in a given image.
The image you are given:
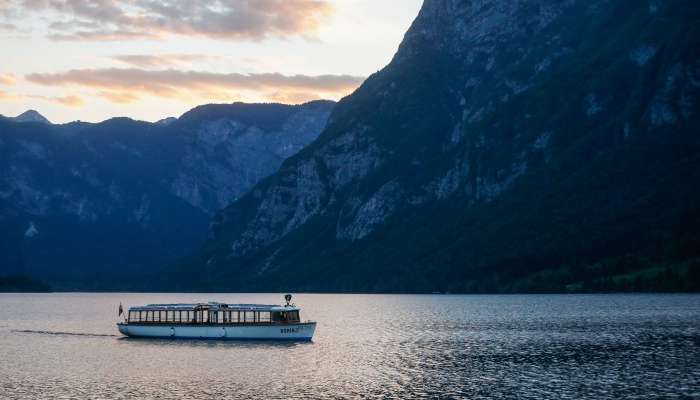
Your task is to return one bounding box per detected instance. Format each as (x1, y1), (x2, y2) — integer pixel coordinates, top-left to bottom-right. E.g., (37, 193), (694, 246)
(0, 101), (334, 289)
(0, 275), (51, 292)
(172, 0), (700, 293)
(3, 110), (51, 124)
(155, 117), (177, 126)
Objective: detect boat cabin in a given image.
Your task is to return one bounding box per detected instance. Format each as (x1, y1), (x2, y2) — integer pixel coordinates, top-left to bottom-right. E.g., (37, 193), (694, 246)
(126, 303), (301, 325)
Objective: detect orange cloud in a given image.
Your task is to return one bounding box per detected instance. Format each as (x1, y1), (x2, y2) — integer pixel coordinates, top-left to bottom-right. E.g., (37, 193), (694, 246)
(53, 95), (84, 107)
(25, 94), (85, 107)
(0, 73), (16, 85)
(0, 90), (21, 101)
(2, 0), (333, 41)
(0, 91), (84, 106)
(266, 91), (325, 105)
(98, 91), (140, 104)
(26, 68), (364, 103)
(112, 54), (221, 68)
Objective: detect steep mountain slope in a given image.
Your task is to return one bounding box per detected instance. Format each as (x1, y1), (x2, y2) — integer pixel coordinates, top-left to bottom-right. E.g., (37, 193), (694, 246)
(170, 101), (333, 213)
(0, 101), (333, 288)
(177, 0), (700, 292)
(0, 199), (25, 274)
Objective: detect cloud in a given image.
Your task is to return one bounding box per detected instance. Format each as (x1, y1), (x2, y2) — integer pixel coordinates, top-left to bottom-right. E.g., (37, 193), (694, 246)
(266, 91), (326, 105)
(49, 30), (160, 41)
(98, 91), (140, 104)
(2, 0), (332, 41)
(0, 90), (22, 101)
(52, 95), (84, 106)
(0, 74), (16, 85)
(25, 68), (364, 103)
(0, 90), (84, 106)
(112, 54), (220, 68)
(26, 93), (85, 107)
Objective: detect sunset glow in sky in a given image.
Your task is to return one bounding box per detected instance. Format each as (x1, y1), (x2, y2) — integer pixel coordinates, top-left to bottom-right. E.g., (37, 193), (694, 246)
(0, 0), (422, 123)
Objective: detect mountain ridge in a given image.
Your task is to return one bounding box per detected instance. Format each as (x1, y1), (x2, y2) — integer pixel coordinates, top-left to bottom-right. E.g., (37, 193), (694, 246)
(170, 0), (700, 293)
(0, 100), (335, 288)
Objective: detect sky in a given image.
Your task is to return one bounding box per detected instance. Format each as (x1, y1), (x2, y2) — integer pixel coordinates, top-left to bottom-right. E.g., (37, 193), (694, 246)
(0, 0), (423, 123)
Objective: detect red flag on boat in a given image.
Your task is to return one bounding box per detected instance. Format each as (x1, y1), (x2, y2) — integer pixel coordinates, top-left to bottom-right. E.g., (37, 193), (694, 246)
(118, 303), (123, 316)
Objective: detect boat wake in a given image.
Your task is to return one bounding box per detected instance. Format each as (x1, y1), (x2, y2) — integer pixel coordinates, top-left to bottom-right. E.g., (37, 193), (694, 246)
(14, 329), (118, 338)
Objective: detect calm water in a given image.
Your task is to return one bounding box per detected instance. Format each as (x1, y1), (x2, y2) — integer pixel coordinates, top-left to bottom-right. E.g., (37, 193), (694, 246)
(0, 293), (698, 399)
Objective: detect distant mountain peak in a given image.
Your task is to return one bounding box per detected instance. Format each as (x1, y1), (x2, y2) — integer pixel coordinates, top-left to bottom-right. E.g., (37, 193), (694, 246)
(155, 117), (177, 126)
(12, 110), (51, 124)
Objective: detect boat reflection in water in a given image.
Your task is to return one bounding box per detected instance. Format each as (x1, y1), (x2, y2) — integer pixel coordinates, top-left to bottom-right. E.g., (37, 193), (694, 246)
(117, 294), (316, 341)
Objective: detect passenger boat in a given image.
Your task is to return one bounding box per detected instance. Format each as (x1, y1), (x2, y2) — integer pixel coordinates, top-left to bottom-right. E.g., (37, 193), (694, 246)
(116, 295), (316, 341)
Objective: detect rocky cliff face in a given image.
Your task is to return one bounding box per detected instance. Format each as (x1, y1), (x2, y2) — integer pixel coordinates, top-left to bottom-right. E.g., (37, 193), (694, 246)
(171, 101), (333, 214)
(182, 0), (700, 292)
(0, 101), (333, 287)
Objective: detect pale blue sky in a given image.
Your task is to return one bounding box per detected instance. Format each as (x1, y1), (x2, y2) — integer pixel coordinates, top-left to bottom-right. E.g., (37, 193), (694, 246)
(0, 0), (423, 123)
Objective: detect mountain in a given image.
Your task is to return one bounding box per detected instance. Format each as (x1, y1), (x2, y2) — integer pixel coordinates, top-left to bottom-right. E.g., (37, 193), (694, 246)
(0, 275), (51, 292)
(0, 100), (334, 289)
(155, 117), (177, 126)
(173, 0), (700, 293)
(7, 110), (51, 124)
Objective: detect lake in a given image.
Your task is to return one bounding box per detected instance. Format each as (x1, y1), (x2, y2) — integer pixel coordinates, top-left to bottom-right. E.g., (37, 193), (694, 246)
(0, 293), (698, 399)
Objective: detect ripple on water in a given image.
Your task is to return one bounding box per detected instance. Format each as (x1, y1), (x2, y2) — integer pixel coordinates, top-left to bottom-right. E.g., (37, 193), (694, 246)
(0, 293), (698, 399)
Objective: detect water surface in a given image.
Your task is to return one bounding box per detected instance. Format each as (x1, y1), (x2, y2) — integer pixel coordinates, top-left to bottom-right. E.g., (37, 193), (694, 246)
(0, 293), (698, 399)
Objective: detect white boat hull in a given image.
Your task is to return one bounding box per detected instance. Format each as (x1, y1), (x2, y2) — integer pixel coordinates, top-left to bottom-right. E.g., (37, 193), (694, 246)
(117, 322), (316, 341)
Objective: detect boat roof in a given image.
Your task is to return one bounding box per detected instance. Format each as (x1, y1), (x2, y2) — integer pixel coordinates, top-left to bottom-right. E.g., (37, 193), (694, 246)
(128, 302), (300, 312)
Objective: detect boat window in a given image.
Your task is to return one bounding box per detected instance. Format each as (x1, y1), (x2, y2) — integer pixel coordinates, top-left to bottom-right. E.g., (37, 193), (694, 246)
(271, 312), (287, 323)
(259, 312), (271, 323)
(224, 311), (234, 323)
(287, 311), (300, 322)
(127, 308), (301, 324)
(244, 311), (256, 323)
